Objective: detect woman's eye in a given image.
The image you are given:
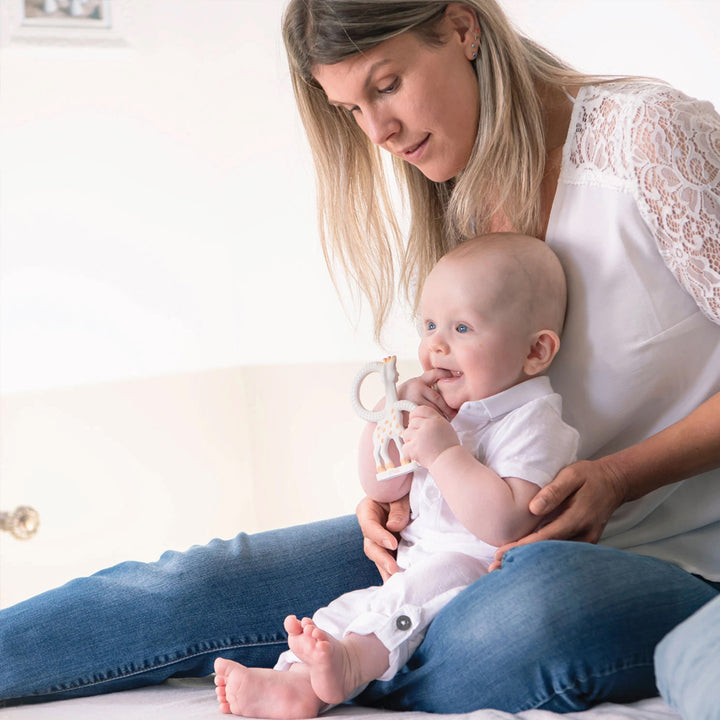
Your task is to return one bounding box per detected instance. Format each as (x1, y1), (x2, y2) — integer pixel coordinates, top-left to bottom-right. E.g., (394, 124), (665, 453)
(456, 324), (469, 333)
(379, 79), (398, 94)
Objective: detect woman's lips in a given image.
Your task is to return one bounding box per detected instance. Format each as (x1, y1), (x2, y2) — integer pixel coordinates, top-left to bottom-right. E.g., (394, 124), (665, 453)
(403, 134), (430, 161)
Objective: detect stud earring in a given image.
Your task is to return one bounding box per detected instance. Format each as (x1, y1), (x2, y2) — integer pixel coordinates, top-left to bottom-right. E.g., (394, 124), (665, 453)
(471, 28), (480, 59)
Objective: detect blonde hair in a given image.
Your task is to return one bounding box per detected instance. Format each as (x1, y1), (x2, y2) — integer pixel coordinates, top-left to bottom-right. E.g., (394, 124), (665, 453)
(282, 0), (617, 338)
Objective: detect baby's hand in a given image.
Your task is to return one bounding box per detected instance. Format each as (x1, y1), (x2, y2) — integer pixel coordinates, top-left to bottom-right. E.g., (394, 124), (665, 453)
(398, 369), (455, 420)
(403, 405), (459, 468)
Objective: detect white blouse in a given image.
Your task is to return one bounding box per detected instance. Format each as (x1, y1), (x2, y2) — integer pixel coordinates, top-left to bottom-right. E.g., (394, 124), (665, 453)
(545, 82), (720, 579)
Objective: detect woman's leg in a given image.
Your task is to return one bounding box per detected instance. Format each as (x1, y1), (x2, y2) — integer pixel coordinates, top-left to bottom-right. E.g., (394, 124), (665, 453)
(358, 541), (718, 713)
(0, 515), (380, 706)
(655, 592), (720, 720)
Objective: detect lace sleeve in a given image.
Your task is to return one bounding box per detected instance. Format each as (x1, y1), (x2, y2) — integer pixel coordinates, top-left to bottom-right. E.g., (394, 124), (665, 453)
(629, 88), (720, 324)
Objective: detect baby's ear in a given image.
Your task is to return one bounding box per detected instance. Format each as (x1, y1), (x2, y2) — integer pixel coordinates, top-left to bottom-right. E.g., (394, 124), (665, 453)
(523, 330), (560, 376)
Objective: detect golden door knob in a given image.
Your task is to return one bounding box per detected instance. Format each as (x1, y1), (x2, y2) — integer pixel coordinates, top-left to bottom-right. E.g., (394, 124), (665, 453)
(0, 506), (40, 540)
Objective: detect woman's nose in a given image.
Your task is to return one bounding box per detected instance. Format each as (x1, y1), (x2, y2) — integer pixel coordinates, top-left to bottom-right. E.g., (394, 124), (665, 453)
(363, 108), (399, 146)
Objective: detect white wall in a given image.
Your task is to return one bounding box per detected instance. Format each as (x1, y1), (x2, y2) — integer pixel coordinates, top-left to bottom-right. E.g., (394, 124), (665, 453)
(1, 0), (719, 394)
(0, 0), (415, 395)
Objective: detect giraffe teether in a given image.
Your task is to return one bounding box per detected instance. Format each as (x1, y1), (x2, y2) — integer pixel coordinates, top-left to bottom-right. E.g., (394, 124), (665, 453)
(352, 356), (421, 481)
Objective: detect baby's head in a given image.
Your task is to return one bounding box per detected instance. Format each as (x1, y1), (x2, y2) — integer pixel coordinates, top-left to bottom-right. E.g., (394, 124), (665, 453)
(418, 233), (567, 409)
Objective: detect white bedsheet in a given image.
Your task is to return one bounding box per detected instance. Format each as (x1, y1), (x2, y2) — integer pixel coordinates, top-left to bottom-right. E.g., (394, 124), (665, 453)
(1, 678), (681, 720)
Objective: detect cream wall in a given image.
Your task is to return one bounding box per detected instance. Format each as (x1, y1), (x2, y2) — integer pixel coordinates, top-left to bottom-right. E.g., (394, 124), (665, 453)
(0, 1), (718, 607)
(0, 359), (422, 607)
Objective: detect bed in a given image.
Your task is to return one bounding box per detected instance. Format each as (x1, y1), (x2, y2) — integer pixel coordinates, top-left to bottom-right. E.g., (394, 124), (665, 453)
(1, 678), (680, 720)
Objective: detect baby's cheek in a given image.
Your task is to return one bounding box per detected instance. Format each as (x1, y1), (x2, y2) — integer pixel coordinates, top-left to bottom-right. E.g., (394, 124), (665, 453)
(417, 343), (433, 371)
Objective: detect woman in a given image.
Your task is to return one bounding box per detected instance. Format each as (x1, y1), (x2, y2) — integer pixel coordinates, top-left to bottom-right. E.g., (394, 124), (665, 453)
(2, 0), (719, 713)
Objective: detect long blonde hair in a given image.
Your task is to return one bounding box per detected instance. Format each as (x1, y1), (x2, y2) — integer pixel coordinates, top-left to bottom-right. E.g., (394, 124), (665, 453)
(282, 0), (610, 337)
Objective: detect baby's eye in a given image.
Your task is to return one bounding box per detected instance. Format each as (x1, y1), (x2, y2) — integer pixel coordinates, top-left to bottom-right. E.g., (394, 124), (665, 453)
(456, 324), (469, 333)
(426, 320), (436, 331)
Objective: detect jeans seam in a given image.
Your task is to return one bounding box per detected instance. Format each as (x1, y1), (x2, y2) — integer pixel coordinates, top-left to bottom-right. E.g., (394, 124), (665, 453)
(13, 638), (289, 702)
(533, 657), (656, 711)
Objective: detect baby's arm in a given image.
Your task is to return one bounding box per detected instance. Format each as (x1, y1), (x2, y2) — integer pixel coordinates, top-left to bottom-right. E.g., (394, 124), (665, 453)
(403, 405), (540, 546)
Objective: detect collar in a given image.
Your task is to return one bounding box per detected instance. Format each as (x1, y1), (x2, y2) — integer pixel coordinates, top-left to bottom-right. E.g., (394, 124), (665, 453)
(452, 376), (554, 429)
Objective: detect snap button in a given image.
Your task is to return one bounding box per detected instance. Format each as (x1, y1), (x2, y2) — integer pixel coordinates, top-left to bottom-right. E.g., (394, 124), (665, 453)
(396, 615), (412, 631)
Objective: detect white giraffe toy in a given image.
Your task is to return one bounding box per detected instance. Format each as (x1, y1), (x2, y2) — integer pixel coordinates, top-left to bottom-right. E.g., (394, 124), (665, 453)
(352, 356), (421, 481)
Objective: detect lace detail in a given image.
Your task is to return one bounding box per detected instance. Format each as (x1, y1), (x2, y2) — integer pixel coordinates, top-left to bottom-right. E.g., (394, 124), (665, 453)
(566, 83), (720, 324)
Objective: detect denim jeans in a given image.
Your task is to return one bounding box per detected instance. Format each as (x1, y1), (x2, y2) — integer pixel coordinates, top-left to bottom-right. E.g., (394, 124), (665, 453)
(655, 592), (720, 720)
(1, 516), (717, 711)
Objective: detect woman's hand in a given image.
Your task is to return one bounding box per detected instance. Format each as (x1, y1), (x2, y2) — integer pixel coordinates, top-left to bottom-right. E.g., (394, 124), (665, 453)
(489, 458), (628, 571)
(356, 495), (410, 581)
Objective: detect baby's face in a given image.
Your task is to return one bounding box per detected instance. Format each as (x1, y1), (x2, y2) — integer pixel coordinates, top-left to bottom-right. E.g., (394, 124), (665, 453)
(418, 255), (532, 409)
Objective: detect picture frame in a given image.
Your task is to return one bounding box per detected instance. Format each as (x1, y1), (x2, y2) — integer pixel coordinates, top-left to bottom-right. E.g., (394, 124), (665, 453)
(0, 0), (130, 46)
(22, 0), (111, 28)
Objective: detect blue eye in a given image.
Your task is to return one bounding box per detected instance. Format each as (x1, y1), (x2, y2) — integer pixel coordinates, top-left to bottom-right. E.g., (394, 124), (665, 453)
(426, 320), (436, 331)
(456, 324), (469, 333)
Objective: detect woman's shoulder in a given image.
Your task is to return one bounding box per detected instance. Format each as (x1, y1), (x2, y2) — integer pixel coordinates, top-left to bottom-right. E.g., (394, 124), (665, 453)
(566, 81), (720, 326)
(566, 80), (719, 183)
(574, 79), (714, 124)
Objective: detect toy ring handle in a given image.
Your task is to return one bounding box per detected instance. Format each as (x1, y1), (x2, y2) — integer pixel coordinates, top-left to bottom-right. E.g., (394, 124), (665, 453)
(351, 361), (386, 423)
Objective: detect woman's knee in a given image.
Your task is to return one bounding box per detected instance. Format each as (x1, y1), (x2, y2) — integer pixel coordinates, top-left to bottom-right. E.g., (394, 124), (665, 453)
(374, 542), (716, 713)
(496, 542), (716, 643)
(449, 542), (605, 651)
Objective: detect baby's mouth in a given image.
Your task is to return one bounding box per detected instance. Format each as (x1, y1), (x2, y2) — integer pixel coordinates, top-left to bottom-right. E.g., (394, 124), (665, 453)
(436, 368), (463, 381)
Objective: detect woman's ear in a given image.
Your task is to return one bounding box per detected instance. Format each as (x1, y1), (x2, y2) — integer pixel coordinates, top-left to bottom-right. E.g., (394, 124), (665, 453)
(523, 330), (561, 376)
(444, 3), (480, 58)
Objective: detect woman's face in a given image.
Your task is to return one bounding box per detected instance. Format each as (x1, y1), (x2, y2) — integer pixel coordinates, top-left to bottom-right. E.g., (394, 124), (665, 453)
(312, 15), (480, 182)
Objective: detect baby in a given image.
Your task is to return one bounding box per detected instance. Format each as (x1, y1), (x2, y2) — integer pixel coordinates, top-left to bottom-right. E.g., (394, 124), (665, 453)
(214, 233), (579, 718)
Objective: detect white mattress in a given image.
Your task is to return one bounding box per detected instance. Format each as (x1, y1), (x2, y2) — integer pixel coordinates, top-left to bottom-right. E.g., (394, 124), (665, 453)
(1, 678), (681, 720)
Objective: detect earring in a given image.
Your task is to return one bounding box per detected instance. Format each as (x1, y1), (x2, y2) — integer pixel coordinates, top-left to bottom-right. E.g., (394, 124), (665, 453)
(471, 27), (480, 59)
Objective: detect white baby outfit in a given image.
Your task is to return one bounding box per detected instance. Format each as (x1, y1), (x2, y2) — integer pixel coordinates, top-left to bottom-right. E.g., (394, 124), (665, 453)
(275, 376), (579, 682)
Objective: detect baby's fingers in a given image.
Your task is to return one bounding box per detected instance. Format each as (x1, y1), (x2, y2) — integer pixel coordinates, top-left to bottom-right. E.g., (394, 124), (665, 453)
(409, 404), (441, 421)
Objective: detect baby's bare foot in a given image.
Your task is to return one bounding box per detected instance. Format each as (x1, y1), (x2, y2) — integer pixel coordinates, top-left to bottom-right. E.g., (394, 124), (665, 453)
(213, 657), (322, 719)
(285, 615), (362, 704)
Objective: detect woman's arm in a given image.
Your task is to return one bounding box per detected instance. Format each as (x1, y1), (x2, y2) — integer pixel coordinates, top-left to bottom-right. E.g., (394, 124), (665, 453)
(491, 390), (720, 568)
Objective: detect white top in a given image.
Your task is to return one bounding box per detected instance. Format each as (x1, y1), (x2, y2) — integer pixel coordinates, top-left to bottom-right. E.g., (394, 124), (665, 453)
(400, 376), (579, 564)
(546, 82), (720, 579)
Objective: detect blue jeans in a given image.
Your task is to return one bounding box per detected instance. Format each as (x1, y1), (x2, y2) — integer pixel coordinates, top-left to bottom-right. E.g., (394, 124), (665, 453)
(1, 516), (716, 711)
(655, 592), (720, 720)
